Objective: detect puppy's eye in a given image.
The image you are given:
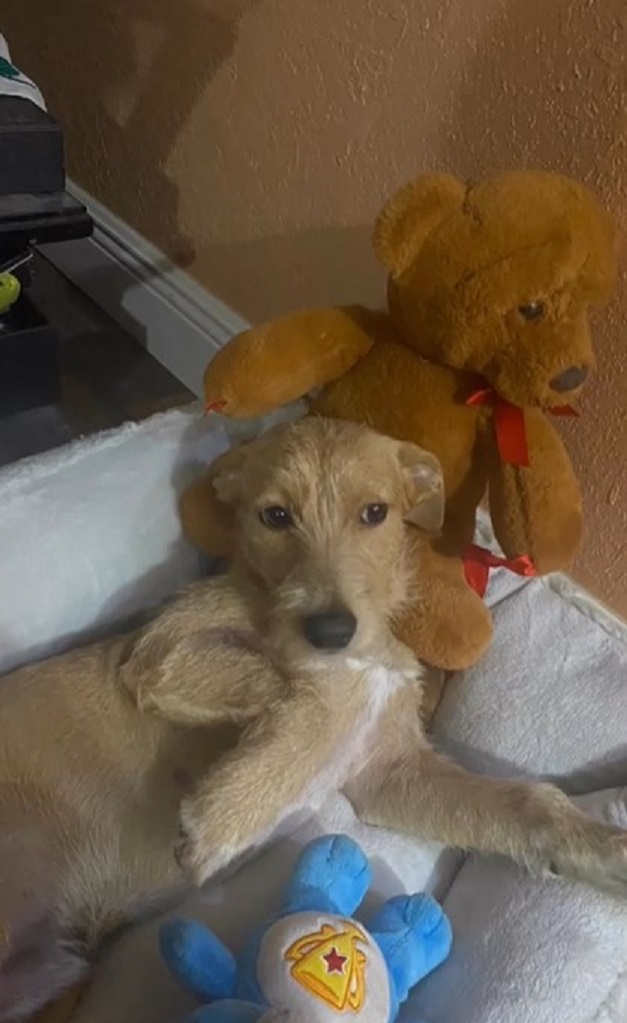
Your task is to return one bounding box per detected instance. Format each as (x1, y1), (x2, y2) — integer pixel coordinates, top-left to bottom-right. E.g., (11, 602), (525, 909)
(259, 505), (293, 530)
(518, 301), (544, 321)
(360, 503), (388, 526)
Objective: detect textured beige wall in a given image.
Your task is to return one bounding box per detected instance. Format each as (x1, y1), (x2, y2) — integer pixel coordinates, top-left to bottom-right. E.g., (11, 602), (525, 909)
(4, 0), (626, 613)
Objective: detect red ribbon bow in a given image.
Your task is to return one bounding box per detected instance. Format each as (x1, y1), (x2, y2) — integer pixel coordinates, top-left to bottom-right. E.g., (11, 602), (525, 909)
(465, 387), (579, 467)
(204, 399), (227, 416)
(463, 544), (538, 598)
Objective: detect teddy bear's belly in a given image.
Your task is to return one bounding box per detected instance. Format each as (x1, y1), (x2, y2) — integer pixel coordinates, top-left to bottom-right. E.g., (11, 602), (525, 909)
(256, 911), (391, 1022)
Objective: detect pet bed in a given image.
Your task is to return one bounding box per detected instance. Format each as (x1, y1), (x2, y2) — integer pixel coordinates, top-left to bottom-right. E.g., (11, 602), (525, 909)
(0, 404), (625, 1023)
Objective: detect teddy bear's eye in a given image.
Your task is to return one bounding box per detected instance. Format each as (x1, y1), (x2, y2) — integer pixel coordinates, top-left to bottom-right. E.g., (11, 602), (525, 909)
(518, 301), (544, 321)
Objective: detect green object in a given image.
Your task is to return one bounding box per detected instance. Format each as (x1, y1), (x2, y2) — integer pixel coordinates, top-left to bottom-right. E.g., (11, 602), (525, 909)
(0, 273), (21, 314)
(0, 56), (22, 81)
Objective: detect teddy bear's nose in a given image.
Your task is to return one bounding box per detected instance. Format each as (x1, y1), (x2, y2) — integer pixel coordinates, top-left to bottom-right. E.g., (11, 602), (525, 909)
(549, 366), (588, 393)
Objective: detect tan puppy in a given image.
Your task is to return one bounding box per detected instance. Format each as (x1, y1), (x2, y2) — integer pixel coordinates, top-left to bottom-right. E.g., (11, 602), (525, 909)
(1, 417), (626, 1022)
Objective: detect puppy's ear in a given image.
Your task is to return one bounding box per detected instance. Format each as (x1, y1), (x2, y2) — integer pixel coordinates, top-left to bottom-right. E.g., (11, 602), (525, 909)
(397, 442), (445, 532)
(373, 173), (465, 277)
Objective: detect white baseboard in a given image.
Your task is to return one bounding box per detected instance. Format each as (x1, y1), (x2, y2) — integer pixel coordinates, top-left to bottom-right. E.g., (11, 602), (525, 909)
(41, 181), (249, 397)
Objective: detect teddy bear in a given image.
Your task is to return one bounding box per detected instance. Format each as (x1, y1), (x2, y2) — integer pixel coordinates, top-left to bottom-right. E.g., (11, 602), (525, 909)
(180, 170), (616, 684)
(160, 834), (452, 1023)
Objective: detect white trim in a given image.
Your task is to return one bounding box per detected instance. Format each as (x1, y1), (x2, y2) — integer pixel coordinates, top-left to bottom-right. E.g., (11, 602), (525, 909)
(542, 573), (627, 644)
(40, 180), (249, 396)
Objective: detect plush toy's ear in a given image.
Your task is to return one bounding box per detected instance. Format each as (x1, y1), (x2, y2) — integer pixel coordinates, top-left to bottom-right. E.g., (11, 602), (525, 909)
(398, 442), (445, 533)
(373, 173), (465, 277)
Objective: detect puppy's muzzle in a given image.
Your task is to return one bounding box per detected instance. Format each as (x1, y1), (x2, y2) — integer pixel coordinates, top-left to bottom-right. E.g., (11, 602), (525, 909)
(302, 610), (357, 650)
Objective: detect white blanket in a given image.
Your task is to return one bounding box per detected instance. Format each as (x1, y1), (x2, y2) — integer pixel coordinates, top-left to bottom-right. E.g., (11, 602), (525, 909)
(0, 405), (625, 1023)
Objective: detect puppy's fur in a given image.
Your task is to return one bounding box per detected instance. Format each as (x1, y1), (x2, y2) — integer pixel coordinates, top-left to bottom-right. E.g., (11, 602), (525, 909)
(1, 417), (626, 1021)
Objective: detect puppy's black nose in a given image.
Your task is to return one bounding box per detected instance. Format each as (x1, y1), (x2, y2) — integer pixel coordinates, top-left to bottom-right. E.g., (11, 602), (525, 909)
(549, 365), (588, 392)
(302, 610), (357, 650)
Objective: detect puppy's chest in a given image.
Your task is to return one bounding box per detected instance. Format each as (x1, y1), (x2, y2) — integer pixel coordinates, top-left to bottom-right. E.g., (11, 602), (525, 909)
(313, 660), (410, 794)
(258, 662), (411, 849)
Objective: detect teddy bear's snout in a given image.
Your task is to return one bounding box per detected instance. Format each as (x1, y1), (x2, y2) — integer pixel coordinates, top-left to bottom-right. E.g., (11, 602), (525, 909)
(549, 365), (588, 393)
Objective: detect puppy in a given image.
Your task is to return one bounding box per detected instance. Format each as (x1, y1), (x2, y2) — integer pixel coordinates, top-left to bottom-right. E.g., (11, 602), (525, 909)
(0, 417), (625, 1022)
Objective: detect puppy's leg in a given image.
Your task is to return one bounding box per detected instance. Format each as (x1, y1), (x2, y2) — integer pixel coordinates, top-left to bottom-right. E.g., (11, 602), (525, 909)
(29, 984), (87, 1023)
(0, 915), (88, 1023)
(351, 745), (627, 896)
(0, 797), (89, 1023)
(177, 692), (342, 886)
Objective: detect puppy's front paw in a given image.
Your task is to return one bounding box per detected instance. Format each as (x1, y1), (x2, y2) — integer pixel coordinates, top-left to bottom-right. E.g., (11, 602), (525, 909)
(175, 797), (235, 886)
(545, 819), (627, 898)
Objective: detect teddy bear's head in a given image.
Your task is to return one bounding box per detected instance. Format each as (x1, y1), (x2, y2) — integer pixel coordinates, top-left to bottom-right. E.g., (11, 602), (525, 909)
(374, 171), (617, 407)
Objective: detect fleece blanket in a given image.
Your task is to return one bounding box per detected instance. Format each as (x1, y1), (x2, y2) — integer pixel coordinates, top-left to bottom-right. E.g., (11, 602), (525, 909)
(0, 404), (625, 1023)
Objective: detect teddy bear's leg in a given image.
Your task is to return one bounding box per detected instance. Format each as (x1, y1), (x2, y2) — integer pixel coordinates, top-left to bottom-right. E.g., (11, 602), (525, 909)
(159, 918), (237, 1003)
(395, 539), (493, 679)
(187, 1002), (264, 1023)
(369, 894), (452, 1013)
(282, 835), (371, 918)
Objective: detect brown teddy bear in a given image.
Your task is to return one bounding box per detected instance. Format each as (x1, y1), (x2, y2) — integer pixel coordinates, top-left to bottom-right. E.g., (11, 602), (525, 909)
(180, 170), (616, 695)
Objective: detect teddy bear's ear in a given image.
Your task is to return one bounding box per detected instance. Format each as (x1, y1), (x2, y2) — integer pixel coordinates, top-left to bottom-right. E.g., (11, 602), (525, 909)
(373, 173), (466, 276)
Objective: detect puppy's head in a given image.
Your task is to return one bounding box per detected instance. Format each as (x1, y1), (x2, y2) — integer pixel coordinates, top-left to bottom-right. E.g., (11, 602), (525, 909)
(213, 416), (443, 662)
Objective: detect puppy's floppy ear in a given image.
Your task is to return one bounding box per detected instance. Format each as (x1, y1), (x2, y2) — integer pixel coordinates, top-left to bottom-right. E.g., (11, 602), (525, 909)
(373, 173), (465, 277)
(397, 442), (445, 532)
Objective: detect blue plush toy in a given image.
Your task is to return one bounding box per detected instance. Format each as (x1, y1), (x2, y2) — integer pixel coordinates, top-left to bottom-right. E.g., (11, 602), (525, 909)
(160, 834), (452, 1023)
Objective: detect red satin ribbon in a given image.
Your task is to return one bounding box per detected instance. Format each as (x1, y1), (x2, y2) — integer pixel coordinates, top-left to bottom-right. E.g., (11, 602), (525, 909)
(466, 387), (579, 467)
(463, 543), (538, 598)
(204, 399), (227, 416)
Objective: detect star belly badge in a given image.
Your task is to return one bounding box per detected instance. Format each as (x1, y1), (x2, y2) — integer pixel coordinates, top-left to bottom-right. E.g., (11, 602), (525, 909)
(284, 921), (368, 1012)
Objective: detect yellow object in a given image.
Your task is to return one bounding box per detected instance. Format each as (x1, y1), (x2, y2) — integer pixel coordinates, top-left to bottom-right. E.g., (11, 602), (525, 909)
(0, 272), (21, 314)
(285, 921), (368, 1011)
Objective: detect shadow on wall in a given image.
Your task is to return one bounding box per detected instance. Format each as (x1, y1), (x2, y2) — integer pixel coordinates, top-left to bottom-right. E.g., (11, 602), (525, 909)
(191, 222), (385, 318)
(2, 0), (261, 267)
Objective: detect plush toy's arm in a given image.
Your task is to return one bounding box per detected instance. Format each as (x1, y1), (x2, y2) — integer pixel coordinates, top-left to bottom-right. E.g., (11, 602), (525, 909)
(369, 894), (451, 1018)
(487, 409), (583, 572)
(204, 307), (374, 419)
(160, 919), (237, 1002)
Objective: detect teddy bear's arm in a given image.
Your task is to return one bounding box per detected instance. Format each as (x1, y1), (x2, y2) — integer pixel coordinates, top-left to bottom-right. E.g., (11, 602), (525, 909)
(203, 307), (374, 419)
(487, 410), (582, 572)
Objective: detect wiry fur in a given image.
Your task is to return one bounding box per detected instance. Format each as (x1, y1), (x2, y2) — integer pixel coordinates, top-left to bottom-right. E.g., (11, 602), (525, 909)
(1, 417), (626, 1022)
